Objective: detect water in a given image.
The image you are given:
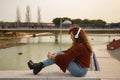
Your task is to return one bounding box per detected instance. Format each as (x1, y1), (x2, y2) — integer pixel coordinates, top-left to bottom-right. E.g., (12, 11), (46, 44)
(0, 34), (120, 70)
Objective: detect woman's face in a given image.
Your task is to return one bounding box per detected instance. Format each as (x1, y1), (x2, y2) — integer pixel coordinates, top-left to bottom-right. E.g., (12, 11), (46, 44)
(70, 32), (75, 42)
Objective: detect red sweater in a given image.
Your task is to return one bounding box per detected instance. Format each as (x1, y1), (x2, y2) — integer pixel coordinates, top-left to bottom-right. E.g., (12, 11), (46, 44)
(55, 43), (91, 72)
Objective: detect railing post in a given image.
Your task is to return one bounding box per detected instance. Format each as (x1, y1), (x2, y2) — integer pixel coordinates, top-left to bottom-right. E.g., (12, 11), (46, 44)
(93, 52), (100, 71)
(60, 19), (62, 51)
(54, 32), (58, 43)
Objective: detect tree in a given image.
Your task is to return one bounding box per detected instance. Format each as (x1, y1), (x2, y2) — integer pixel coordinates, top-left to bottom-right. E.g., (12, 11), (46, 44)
(26, 5), (31, 23)
(37, 7), (41, 24)
(52, 17), (71, 26)
(81, 19), (90, 24)
(72, 18), (82, 24)
(16, 6), (21, 23)
(95, 19), (106, 25)
(52, 17), (107, 27)
(52, 18), (61, 26)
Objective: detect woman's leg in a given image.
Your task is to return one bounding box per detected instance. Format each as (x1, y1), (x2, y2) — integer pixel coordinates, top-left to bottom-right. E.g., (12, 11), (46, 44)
(42, 51), (64, 67)
(28, 51), (64, 75)
(67, 60), (88, 77)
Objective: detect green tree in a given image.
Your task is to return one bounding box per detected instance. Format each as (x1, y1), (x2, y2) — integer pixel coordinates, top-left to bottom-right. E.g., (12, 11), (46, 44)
(81, 19), (90, 24)
(72, 18), (82, 24)
(52, 17), (106, 25)
(52, 17), (71, 26)
(95, 19), (106, 25)
(52, 18), (61, 26)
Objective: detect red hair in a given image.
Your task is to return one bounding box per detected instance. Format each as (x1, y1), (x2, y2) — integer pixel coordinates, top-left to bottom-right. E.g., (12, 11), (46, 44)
(69, 26), (92, 55)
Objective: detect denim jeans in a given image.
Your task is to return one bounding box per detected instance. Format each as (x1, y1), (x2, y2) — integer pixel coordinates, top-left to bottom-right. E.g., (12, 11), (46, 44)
(42, 51), (88, 77)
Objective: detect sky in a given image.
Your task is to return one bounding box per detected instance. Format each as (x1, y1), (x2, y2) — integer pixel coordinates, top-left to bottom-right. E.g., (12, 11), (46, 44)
(0, 0), (120, 23)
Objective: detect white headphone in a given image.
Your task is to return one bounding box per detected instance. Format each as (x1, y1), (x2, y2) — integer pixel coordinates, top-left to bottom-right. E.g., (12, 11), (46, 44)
(75, 28), (81, 39)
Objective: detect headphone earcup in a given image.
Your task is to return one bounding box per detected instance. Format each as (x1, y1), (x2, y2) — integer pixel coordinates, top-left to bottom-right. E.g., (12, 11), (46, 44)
(75, 35), (78, 39)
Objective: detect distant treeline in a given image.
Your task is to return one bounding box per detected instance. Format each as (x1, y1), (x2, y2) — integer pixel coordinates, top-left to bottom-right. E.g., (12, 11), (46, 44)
(52, 17), (119, 25)
(52, 17), (120, 28)
(0, 17), (120, 29)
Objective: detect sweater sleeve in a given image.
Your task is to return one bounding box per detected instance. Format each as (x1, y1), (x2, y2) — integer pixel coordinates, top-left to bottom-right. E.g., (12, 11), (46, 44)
(62, 48), (70, 53)
(55, 44), (83, 72)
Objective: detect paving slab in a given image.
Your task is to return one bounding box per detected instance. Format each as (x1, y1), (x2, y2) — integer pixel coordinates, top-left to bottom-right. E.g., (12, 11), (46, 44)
(93, 44), (111, 58)
(0, 71), (100, 80)
(96, 58), (120, 72)
(93, 44), (120, 80)
(95, 71), (120, 80)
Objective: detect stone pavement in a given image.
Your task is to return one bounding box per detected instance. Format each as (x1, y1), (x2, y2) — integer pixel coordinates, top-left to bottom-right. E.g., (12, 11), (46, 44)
(0, 70), (100, 80)
(93, 44), (120, 80)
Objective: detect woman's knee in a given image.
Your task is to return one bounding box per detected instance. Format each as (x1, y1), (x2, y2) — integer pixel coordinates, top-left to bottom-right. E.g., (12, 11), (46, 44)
(55, 51), (64, 55)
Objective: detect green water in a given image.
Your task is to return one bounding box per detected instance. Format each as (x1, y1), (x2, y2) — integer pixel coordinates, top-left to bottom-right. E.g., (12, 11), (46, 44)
(0, 34), (119, 70)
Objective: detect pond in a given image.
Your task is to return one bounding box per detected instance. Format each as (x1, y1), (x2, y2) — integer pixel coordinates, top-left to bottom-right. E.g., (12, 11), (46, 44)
(0, 34), (119, 70)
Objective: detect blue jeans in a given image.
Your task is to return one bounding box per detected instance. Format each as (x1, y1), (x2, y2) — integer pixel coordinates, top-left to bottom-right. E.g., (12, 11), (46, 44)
(42, 51), (88, 77)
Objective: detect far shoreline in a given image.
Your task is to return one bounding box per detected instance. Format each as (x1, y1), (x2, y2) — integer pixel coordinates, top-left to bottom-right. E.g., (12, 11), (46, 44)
(0, 33), (120, 49)
(88, 33), (120, 36)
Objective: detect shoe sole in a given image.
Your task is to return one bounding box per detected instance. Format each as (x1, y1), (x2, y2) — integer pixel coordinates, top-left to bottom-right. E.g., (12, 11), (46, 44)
(27, 62), (33, 70)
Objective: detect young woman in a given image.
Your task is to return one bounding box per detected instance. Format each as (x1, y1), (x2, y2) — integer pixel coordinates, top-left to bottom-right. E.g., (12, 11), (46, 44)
(27, 26), (92, 77)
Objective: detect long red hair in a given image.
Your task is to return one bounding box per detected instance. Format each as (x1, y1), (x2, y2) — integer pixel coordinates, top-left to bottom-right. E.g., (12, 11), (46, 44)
(69, 26), (92, 55)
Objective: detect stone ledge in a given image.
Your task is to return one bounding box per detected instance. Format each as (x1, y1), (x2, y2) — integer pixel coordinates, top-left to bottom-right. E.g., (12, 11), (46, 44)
(0, 71), (100, 80)
(95, 71), (120, 80)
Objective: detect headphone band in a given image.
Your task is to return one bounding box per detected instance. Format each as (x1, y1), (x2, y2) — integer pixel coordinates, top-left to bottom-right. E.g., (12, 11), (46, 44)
(75, 28), (81, 38)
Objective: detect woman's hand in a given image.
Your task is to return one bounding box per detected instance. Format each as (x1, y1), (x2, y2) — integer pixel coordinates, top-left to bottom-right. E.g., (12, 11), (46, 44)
(47, 52), (53, 58)
(47, 52), (57, 59)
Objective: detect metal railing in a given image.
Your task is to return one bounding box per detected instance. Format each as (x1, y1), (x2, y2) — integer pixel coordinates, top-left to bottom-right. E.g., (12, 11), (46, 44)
(90, 52), (100, 71)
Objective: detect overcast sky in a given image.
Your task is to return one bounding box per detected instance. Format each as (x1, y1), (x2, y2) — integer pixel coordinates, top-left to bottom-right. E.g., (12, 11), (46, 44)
(0, 0), (120, 23)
